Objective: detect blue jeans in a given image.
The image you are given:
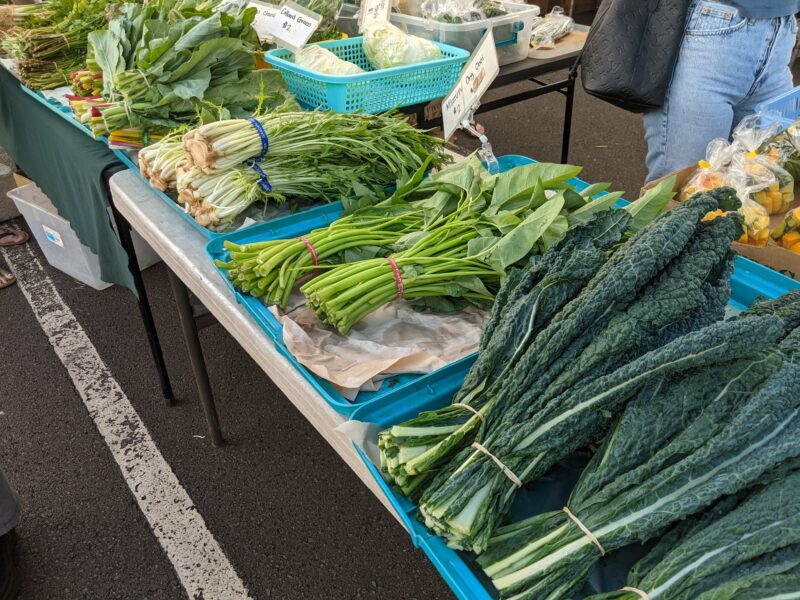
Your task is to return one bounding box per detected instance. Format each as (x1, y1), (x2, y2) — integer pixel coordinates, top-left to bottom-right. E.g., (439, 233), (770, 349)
(643, 1), (797, 182)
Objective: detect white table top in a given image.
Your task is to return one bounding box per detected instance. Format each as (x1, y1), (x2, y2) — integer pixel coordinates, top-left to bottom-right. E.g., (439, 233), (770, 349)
(109, 170), (403, 525)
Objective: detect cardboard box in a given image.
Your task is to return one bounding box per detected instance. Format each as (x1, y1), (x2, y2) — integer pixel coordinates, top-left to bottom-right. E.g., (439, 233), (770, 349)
(13, 172), (32, 188)
(641, 165), (800, 282)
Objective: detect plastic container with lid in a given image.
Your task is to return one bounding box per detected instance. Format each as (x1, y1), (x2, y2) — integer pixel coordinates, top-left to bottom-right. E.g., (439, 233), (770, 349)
(389, 1), (540, 66)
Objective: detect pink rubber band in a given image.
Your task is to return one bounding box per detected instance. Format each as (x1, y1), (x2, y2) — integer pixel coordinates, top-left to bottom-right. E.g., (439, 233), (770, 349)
(297, 236), (318, 266)
(387, 257), (404, 299)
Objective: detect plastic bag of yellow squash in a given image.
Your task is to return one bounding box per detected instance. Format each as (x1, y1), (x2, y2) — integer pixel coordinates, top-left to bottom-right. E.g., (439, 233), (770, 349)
(722, 173), (771, 246)
(771, 207), (800, 254)
(679, 139), (735, 201)
(743, 157), (794, 215)
(732, 113), (795, 215)
(737, 201), (771, 246)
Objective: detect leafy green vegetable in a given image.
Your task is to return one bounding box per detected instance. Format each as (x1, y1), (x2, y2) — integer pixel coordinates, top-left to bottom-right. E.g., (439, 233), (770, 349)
(79, 0), (291, 135)
(379, 211), (632, 498)
(477, 294), (800, 598)
(587, 470), (800, 600)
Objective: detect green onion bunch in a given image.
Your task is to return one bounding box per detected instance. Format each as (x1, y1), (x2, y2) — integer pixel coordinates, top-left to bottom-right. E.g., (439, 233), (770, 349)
(184, 111), (447, 174)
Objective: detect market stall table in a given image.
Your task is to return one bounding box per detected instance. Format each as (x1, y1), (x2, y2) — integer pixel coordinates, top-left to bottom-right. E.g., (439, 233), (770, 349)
(108, 168), (401, 517)
(0, 63), (174, 404)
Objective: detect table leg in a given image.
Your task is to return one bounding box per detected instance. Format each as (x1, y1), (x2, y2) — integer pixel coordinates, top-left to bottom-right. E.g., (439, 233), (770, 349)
(560, 70), (578, 164)
(110, 203), (175, 407)
(166, 268), (225, 447)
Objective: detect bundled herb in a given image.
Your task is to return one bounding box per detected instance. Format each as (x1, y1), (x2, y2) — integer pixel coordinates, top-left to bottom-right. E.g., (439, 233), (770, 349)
(295, 161), (639, 332)
(217, 202), (425, 305)
(2, 0), (108, 89)
(138, 131), (189, 191)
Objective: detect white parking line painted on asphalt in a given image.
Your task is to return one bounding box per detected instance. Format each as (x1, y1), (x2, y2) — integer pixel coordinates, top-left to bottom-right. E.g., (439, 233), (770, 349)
(2, 242), (252, 600)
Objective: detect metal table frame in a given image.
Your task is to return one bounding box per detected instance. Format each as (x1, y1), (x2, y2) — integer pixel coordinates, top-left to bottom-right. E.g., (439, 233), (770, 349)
(103, 165), (176, 406)
(110, 170), (397, 518)
(406, 53), (580, 163)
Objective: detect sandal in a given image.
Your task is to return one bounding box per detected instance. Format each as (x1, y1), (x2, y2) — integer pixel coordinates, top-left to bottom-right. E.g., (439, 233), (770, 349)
(0, 268), (15, 289)
(0, 227), (28, 247)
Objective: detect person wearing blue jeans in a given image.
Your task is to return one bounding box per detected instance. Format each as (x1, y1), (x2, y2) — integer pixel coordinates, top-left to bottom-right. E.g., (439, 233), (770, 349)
(644, 1), (800, 182)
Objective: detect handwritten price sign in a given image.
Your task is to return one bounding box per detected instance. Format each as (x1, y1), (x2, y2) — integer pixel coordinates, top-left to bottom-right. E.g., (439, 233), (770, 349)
(248, 0), (280, 41)
(266, 0), (322, 51)
(358, 0), (391, 31)
(442, 29), (499, 140)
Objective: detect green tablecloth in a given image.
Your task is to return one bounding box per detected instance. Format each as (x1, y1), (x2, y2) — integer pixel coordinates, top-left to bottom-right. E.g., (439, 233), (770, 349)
(0, 66), (135, 292)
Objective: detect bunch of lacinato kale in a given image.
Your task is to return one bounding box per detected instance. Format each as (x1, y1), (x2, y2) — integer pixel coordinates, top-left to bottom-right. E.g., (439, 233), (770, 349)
(378, 187), (800, 596)
(478, 289), (800, 598)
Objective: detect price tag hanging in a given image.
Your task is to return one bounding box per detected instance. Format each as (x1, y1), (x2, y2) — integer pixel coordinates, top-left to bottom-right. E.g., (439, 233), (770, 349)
(442, 29), (499, 141)
(248, 0), (280, 42)
(266, 0), (323, 52)
(358, 0), (392, 32)
(461, 107), (500, 174)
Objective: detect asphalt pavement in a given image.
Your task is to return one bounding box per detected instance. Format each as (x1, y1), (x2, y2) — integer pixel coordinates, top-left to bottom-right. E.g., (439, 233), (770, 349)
(0, 74), (650, 600)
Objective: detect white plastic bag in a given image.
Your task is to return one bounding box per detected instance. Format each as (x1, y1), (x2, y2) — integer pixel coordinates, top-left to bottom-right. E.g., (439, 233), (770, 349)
(294, 45), (364, 75)
(530, 6), (574, 49)
(362, 19), (442, 69)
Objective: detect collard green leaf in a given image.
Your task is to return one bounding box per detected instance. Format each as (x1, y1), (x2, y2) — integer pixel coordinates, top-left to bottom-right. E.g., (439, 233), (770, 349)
(579, 182), (611, 199)
(624, 176), (676, 233)
(567, 191), (624, 225)
(491, 163), (582, 210)
(485, 195), (565, 271)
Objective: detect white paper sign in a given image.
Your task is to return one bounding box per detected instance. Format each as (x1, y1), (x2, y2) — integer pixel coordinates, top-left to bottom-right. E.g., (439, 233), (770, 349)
(358, 0), (392, 32)
(248, 0), (280, 41)
(442, 29), (499, 140)
(266, 1), (322, 51)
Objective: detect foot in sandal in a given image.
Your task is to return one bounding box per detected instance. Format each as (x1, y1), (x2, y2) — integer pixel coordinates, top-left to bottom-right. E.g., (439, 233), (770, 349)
(0, 268), (15, 289)
(0, 226), (28, 247)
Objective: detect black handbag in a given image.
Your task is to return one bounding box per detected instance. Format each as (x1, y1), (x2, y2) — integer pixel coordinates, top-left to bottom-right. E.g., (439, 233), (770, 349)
(580, 0), (692, 113)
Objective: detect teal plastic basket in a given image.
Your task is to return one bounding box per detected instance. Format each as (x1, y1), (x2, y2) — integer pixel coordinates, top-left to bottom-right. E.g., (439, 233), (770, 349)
(756, 85), (800, 131)
(263, 36), (469, 113)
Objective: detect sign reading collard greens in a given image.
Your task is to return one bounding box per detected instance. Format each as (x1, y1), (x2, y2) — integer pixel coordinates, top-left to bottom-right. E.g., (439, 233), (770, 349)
(266, 0), (322, 50)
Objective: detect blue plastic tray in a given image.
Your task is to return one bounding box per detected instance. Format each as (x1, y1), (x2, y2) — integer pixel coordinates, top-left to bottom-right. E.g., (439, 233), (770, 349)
(755, 85), (800, 130)
(264, 36), (469, 113)
(205, 155), (621, 416)
(351, 259), (800, 600)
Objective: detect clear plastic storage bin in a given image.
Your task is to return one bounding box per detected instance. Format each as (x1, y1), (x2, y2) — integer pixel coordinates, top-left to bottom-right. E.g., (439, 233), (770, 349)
(389, 2), (540, 66)
(8, 184), (160, 290)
